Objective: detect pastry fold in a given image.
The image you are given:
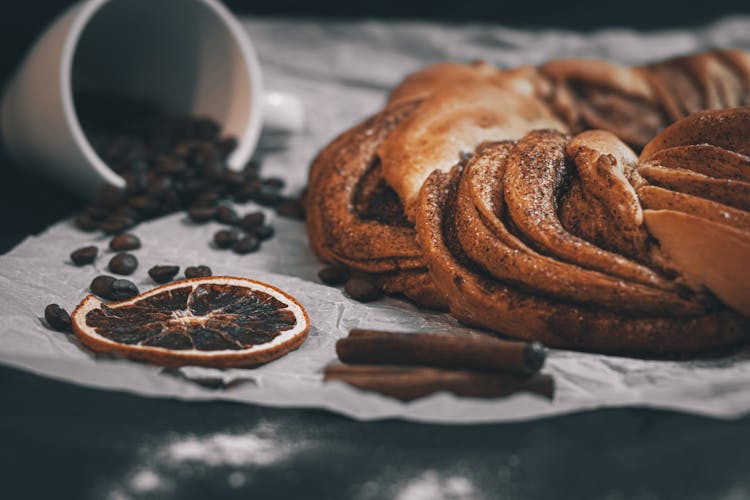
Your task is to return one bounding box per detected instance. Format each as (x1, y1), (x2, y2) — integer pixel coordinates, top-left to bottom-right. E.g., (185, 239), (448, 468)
(414, 130), (748, 354)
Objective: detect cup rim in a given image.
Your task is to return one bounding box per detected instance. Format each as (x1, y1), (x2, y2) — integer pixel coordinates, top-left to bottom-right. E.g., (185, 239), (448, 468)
(59, 0), (264, 190)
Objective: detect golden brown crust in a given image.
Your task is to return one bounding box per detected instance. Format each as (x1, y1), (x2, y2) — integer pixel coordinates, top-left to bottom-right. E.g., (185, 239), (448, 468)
(636, 107), (750, 319)
(387, 60), (507, 105)
(379, 82), (566, 220)
(304, 99), (447, 306)
(455, 141), (699, 315)
(415, 167), (747, 355)
(641, 106), (750, 158)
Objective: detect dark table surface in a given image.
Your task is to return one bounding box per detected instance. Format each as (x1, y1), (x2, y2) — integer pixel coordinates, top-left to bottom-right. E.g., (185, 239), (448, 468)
(2, 153), (750, 500)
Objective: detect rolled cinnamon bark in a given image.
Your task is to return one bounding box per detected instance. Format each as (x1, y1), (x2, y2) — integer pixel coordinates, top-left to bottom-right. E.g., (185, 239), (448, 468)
(323, 365), (555, 401)
(338, 329), (546, 375)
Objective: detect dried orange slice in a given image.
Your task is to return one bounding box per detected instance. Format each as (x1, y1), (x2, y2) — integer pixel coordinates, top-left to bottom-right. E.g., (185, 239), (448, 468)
(71, 276), (310, 368)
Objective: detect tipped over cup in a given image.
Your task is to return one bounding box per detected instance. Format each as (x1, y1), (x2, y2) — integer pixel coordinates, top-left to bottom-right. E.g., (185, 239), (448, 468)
(1, 0), (304, 199)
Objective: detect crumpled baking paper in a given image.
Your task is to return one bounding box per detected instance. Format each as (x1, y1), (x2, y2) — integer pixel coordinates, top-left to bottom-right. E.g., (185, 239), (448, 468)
(1, 17), (749, 423)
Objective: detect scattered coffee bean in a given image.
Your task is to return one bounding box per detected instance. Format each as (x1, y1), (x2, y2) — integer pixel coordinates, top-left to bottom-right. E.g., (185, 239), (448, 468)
(90, 275), (116, 298)
(156, 155), (188, 175)
(252, 185), (285, 207)
(109, 233), (141, 251)
(239, 212), (265, 231)
(148, 265), (180, 284)
(188, 205), (218, 223)
(217, 137), (238, 158)
(160, 191), (182, 213)
(114, 205), (140, 221)
(215, 205), (239, 225)
(98, 184), (124, 208)
(233, 235), (260, 255)
(108, 253), (138, 275)
(128, 195), (160, 216)
(74, 214), (99, 232)
(276, 199), (306, 220)
(100, 216), (135, 235)
(220, 170), (246, 187)
(345, 278), (382, 302)
(185, 265), (212, 279)
(44, 304), (71, 332)
(85, 206), (110, 221)
(318, 266), (350, 286)
(263, 177), (285, 189)
(233, 180), (261, 202)
(213, 229), (240, 249)
(254, 224), (275, 241)
(193, 189), (222, 207)
(110, 279), (139, 300)
(70, 246), (98, 266)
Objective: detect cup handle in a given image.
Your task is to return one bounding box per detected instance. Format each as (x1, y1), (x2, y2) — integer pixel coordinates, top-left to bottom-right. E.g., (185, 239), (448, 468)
(262, 91), (305, 133)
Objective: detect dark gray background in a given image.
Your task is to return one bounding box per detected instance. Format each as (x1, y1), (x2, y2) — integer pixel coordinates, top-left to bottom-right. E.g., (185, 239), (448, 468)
(2, 2), (750, 499)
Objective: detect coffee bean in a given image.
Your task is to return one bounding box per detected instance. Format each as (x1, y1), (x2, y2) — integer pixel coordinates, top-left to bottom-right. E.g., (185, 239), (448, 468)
(188, 205), (217, 223)
(318, 266), (350, 286)
(100, 216), (135, 235)
(90, 275), (116, 298)
(213, 229), (240, 249)
(146, 176), (174, 197)
(98, 185), (124, 208)
(44, 304), (71, 332)
(109, 233), (141, 251)
(128, 195), (160, 215)
(232, 179), (261, 202)
(233, 235), (260, 255)
(216, 136), (238, 158)
(220, 170), (246, 187)
(70, 246), (98, 265)
(123, 171), (148, 194)
(85, 206), (110, 221)
(344, 278), (383, 302)
(263, 177), (285, 189)
(148, 265), (180, 284)
(160, 191), (182, 213)
(185, 265), (212, 279)
(254, 224), (275, 241)
(114, 205), (141, 220)
(180, 179), (207, 198)
(215, 205), (239, 225)
(110, 279), (139, 300)
(74, 214), (100, 232)
(276, 199), (306, 220)
(156, 155), (188, 175)
(192, 189), (222, 207)
(252, 185), (285, 207)
(108, 253), (138, 275)
(239, 212), (265, 231)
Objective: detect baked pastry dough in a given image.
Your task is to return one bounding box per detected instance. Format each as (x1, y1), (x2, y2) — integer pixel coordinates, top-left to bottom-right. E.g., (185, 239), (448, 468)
(306, 49), (750, 353)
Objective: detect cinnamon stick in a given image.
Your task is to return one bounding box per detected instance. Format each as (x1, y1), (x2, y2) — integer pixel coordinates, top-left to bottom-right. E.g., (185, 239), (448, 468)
(337, 329), (545, 375)
(324, 364), (554, 401)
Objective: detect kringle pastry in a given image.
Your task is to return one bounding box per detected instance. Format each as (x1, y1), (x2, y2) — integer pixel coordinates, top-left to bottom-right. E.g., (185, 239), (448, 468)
(306, 49), (750, 354)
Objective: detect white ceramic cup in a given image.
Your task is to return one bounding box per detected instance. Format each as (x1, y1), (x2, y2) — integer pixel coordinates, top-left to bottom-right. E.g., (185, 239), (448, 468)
(0, 0), (304, 200)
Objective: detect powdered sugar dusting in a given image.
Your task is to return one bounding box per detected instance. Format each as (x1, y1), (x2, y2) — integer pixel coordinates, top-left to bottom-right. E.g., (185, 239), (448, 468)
(162, 432), (290, 467)
(395, 471), (476, 500)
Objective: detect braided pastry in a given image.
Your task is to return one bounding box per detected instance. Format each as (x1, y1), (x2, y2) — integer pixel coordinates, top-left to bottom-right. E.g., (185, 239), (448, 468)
(306, 49), (750, 353)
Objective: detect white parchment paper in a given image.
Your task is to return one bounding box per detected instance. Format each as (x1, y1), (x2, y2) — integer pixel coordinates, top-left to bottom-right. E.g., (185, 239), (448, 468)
(2, 17), (750, 423)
